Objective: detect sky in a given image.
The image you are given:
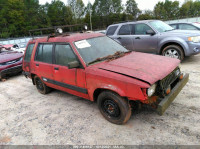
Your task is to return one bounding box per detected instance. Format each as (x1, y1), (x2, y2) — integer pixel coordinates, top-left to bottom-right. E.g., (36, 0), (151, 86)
(39, 0), (185, 11)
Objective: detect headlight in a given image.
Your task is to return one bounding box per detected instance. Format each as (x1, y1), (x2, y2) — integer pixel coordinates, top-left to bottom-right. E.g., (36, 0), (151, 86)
(147, 84), (157, 97)
(175, 68), (181, 76)
(188, 36), (200, 43)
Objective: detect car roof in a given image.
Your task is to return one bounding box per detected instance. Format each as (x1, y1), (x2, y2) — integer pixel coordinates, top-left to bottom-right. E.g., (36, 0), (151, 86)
(109, 20), (158, 26)
(30, 32), (105, 43)
(169, 22), (193, 25)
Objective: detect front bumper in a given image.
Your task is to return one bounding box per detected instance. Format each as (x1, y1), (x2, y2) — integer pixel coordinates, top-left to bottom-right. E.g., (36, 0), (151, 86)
(156, 73), (189, 115)
(186, 42), (200, 56)
(0, 65), (22, 79)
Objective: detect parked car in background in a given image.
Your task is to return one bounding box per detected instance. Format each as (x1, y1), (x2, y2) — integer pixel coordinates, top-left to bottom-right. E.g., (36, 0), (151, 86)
(169, 22), (200, 31)
(23, 32), (188, 124)
(12, 42), (28, 54)
(0, 44), (13, 50)
(106, 20), (200, 60)
(0, 49), (23, 80)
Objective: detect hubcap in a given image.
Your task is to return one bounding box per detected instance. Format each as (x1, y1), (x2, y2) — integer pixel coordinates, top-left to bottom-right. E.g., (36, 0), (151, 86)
(36, 78), (44, 91)
(102, 99), (120, 118)
(164, 49), (180, 59)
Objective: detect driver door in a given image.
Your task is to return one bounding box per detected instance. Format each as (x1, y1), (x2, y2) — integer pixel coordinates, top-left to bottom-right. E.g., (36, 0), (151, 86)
(53, 43), (77, 87)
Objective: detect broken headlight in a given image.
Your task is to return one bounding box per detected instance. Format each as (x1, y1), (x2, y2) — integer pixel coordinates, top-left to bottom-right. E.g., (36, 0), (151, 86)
(147, 84), (157, 97)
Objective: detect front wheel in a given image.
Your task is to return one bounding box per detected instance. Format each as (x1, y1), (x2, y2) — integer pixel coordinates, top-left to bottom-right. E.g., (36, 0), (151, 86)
(97, 91), (131, 125)
(162, 45), (184, 61)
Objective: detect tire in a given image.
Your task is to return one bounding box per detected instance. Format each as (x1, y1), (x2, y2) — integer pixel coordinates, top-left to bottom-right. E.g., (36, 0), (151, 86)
(162, 45), (184, 61)
(97, 91), (131, 125)
(34, 76), (51, 94)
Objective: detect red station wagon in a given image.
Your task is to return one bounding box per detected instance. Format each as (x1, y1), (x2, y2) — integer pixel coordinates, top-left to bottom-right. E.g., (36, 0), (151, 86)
(22, 32), (189, 124)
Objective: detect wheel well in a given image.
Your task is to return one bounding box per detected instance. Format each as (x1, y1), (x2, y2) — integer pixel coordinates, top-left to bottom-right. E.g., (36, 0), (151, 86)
(160, 42), (185, 56)
(93, 88), (126, 102)
(93, 89), (105, 102)
(31, 74), (36, 85)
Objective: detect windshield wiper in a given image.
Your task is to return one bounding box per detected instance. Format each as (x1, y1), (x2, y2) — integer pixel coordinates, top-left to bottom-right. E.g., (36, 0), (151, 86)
(88, 51), (131, 65)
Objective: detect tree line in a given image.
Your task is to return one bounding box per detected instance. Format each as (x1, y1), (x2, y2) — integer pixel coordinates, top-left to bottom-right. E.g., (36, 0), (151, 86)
(0, 0), (200, 38)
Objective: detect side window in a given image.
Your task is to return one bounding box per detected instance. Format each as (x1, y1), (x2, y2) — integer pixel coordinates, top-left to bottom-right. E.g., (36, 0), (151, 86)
(118, 24), (133, 35)
(170, 24), (177, 29)
(134, 24), (153, 35)
(35, 44), (53, 64)
(106, 26), (118, 36)
(55, 44), (77, 66)
(24, 43), (35, 62)
(179, 24), (197, 30)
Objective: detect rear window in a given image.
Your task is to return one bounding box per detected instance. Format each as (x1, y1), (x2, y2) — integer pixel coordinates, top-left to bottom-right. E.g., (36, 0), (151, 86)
(35, 44), (53, 64)
(106, 26), (118, 36)
(24, 44), (35, 62)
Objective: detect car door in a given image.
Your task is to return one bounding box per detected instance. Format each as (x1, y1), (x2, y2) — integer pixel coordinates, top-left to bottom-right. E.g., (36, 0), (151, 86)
(52, 43), (88, 97)
(132, 23), (158, 53)
(114, 24), (135, 51)
(33, 43), (54, 82)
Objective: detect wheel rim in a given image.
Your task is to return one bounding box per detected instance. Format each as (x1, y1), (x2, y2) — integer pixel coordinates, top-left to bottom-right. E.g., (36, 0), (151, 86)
(35, 78), (44, 91)
(102, 99), (120, 118)
(164, 49), (180, 59)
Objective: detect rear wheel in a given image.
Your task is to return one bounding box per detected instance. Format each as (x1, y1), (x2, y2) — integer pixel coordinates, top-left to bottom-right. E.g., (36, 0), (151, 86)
(97, 91), (131, 125)
(34, 76), (51, 94)
(162, 45), (184, 61)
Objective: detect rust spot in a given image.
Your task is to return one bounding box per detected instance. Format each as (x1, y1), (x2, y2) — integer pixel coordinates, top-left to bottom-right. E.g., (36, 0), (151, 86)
(0, 136), (11, 143)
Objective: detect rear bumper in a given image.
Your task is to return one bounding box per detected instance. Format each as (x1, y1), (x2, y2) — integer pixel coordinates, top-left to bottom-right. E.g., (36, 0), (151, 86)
(156, 73), (189, 115)
(0, 65), (22, 79)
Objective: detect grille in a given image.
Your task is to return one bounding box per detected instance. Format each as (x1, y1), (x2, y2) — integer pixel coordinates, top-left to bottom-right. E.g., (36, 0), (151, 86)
(0, 57), (22, 66)
(159, 67), (180, 91)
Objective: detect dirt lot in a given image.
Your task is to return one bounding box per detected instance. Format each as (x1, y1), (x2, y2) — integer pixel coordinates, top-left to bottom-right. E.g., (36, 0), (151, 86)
(0, 55), (200, 145)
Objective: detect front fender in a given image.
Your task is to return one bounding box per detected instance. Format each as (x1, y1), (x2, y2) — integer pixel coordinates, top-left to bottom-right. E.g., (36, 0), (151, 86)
(89, 83), (126, 101)
(158, 37), (189, 55)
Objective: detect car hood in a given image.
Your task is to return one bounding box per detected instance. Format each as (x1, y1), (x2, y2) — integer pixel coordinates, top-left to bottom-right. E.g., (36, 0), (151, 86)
(95, 52), (180, 85)
(0, 52), (23, 63)
(161, 29), (200, 36)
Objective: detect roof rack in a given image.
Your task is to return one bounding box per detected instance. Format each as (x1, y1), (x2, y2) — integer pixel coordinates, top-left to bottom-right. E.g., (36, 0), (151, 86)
(112, 20), (135, 24)
(29, 24), (88, 40)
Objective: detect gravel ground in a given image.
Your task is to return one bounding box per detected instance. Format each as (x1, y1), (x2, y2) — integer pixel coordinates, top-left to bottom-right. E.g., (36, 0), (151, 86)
(0, 54), (200, 145)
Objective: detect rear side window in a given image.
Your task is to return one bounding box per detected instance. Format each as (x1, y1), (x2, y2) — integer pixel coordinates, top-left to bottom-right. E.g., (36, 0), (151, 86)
(55, 44), (77, 66)
(35, 44), (53, 64)
(24, 44), (35, 62)
(118, 24), (133, 35)
(106, 26), (118, 36)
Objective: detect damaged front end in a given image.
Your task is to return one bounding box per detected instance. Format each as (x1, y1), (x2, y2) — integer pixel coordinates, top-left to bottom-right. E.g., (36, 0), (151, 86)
(141, 67), (189, 115)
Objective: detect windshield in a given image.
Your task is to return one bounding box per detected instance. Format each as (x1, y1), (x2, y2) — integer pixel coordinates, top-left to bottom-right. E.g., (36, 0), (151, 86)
(149, 20), (174, 32)
(193, 23), (200, 28)
(75, 36), (128, 64)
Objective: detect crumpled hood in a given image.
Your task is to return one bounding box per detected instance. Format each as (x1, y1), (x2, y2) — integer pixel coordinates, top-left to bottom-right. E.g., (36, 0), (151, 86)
(96, 52), (180, 85)
(0, 52), (23, 63)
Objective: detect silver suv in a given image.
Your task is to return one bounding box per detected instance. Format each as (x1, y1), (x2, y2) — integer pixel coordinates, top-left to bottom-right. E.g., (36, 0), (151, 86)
(106, 20), (200, 60)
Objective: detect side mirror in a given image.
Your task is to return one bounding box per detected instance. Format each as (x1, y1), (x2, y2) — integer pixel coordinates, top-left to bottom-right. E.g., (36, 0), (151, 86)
(68, 61), (80, 69)
(146, 30), (155, 35)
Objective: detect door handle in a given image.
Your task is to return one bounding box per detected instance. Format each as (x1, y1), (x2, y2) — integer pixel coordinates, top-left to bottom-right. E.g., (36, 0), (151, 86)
(117, 37), (121, 39)
(36, 64), (39, 66)
(54, 67), (59, 70)
(135, 37), (141, 39)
